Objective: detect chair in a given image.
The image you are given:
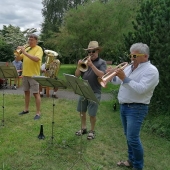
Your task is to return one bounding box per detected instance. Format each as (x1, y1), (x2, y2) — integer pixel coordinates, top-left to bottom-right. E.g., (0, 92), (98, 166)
(9, 76), (22, 88)
(43, 86), (50, 97)
(40, 86), (51, 97)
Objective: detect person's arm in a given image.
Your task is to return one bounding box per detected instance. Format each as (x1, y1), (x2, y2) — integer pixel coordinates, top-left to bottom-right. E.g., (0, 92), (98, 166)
(118, 67), (159, 94)
(18, 46), (41, 62)
(75, 60), (82, 77)
(88, 58), (106, 77)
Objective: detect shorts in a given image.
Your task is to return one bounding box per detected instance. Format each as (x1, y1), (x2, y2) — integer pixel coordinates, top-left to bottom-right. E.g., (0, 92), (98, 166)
(22, 76), (39, 93)
(77, 93), (101, 117)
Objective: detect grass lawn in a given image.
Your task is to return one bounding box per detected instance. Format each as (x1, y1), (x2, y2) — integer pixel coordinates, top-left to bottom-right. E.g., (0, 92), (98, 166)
(0, 94), (170, 170)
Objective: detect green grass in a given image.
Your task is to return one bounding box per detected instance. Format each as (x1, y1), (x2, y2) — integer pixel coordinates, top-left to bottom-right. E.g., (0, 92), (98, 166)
(0, 94), (170, 170)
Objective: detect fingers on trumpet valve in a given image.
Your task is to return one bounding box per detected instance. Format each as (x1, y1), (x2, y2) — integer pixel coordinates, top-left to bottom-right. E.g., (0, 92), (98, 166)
(106, 66), (117, 74)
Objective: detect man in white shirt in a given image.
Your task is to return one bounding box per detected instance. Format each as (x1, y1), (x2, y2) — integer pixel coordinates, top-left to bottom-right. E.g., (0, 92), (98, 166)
(110, 43), (159, 170)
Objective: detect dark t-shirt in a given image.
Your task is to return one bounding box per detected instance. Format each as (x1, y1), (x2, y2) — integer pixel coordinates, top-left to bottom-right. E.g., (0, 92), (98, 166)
(81, 57), (106, 94)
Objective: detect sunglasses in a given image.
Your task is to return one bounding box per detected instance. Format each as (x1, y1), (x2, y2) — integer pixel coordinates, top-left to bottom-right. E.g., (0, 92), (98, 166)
(87, 50), (96, 54)
(129, 54), (145, 58)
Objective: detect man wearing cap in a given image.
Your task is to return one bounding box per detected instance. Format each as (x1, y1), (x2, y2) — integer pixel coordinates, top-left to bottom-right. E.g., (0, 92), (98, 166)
(15, 34), (43, 120)
(75, 41), (107, 140)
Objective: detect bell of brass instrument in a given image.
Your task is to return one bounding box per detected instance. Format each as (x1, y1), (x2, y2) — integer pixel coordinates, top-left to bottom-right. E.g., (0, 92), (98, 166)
(77, 56), (91, 72)
(44, 49), (60, 78)
(14, 44), (30, 57)
(98, 62), (129, 88)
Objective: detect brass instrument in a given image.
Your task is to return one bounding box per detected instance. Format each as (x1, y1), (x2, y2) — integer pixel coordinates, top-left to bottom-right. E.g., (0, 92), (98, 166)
(44, 49), (60, 78)
(77, 56), (91, 72)
(14, 44), (30, 57)
(98, 62), (129, 88)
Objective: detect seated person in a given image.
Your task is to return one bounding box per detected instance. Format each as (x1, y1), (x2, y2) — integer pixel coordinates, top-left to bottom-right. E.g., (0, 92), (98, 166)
(12, 56), (22, 89)
(39, 63), (58, 98)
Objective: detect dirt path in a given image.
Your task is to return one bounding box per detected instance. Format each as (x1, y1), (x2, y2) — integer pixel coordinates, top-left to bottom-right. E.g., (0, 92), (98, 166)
(0, 86), (112, 101)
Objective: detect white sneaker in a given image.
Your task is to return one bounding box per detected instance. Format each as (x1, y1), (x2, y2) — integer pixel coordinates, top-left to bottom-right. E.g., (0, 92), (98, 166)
(12, 86), (17, 90)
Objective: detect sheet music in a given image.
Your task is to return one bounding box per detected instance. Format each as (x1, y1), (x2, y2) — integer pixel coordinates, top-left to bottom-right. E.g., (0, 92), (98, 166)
(0, 65), (18, 78)
(33, 76), (67, 89)
(64, 73), (99, 104)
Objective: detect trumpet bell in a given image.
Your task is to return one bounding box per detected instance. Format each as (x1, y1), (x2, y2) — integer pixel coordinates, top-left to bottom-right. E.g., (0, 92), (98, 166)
(14, 50), (21, 57)
(77, 62), (88, 72)
(14, 44), (30, 57)
(98, 62), (129, 88)
(77, 56), (90, 72)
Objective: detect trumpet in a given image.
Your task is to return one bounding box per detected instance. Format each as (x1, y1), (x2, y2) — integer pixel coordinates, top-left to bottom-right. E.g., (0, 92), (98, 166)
(77, 56), (91, 72)
(14, 44), (30, 57)
(98, 62), (129, 88)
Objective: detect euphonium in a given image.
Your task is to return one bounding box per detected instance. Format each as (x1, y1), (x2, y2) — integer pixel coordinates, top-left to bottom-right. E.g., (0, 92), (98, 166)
(14, 44), (30, 57)
(44, 49), (60, 78)
(77, 56), (91, 72)
(98, 62), (129, 88)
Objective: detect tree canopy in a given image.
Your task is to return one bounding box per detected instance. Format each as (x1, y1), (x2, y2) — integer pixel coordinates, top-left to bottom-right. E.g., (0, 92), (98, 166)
(0, 25), (39, 62)
(124, 0), (170, 113)
(41, 0), (138, 63)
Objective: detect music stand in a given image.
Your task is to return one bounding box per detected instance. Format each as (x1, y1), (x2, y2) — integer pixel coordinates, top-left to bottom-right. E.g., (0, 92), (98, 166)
(33, 76), (67, 146)
(0, 63), (18, 126)
(64, 74), (99, 170)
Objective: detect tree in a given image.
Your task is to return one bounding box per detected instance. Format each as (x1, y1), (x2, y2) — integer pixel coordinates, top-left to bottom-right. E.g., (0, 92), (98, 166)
(0, 25), (25, 61)
(49, 0), (138, 63)
(0, 25), (37, 61)
(0, 37), (13, 62)
(41, 0), (89, 48)
(124, 0), (170, 113)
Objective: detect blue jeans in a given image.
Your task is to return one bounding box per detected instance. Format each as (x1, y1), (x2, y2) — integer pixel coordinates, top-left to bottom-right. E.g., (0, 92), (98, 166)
(120, 103), (148, 170)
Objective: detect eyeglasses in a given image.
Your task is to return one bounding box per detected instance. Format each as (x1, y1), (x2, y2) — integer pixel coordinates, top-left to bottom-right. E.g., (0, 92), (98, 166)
(87, 50), (96, 54)
(129, 54), (145, 58)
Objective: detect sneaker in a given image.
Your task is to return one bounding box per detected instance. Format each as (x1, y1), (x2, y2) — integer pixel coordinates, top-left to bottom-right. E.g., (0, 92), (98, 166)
(40, 94), (43, 97)
(12, 86), (17, 90)
(34, 115), (40, 120)
(19, 111), (29, 115)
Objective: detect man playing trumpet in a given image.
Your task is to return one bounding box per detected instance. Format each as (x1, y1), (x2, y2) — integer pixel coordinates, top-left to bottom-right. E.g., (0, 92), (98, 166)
(15, 34), (43, 120)
(75, 41), (107, 140)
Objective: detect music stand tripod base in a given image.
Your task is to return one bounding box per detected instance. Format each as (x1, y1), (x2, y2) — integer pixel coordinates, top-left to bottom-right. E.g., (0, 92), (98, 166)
(0, 64), (18, 126)
(33, 76), (67, 151)
(64, 74), (99, 170)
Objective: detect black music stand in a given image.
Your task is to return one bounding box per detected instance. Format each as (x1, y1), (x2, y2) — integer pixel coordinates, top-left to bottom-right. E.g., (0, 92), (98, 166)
(33, 76), (67, 146)
(64, 73), (99, 170)
(0, 63), (18, 126)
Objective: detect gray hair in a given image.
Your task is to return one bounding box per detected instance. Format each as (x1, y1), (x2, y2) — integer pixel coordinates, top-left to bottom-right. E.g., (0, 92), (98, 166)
(130, 42), (149, 57)
(28, 34), (38, 40)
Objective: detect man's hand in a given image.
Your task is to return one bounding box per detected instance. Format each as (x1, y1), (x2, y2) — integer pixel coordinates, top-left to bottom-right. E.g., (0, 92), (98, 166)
(115, 68), (126, 81)
(17, 46), (26, 54)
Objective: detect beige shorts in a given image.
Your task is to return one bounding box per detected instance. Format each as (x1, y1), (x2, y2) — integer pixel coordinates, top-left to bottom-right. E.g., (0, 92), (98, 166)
(22, 76), (39, 93)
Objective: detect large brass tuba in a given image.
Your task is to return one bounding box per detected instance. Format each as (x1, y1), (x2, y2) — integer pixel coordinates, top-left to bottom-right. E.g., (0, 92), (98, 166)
(14, 44), (30, 57)
(77, 56), (91, 72)
(44, 49), (60, 79)
(98, 62), (129, 88)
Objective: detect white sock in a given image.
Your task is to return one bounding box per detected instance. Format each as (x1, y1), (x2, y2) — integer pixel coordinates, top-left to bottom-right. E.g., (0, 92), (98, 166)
(53, 92), (56, 95)
(40, 92), (43, 94)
